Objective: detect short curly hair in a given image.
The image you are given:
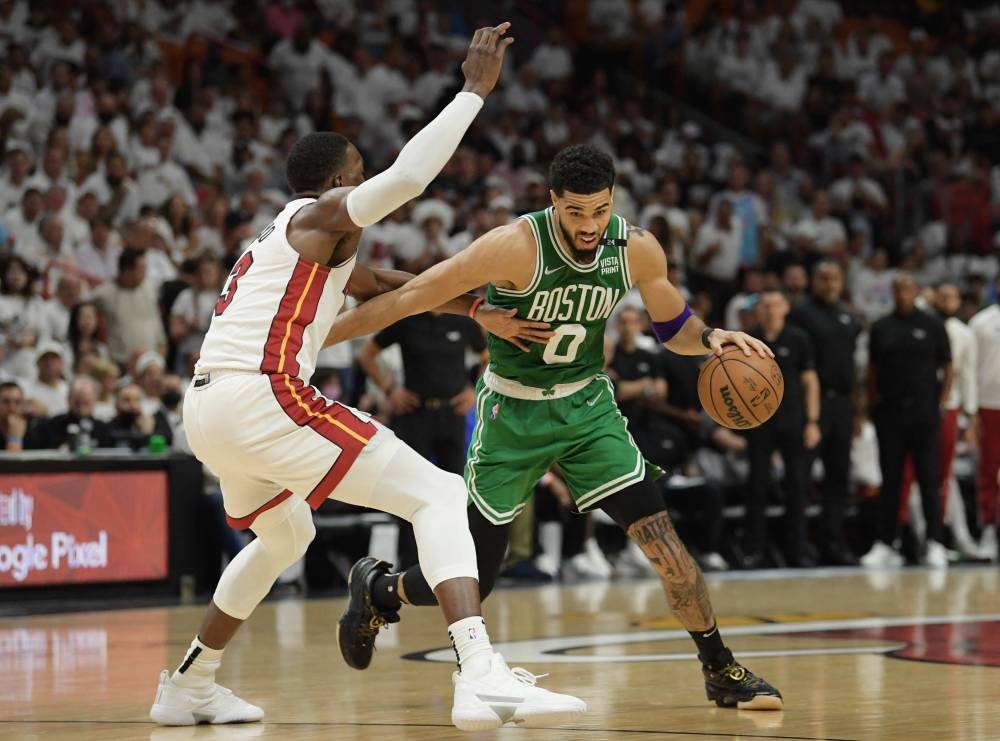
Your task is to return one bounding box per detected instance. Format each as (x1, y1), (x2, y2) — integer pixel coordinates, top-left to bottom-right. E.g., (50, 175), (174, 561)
(286, 132), (351, 194)
(549, 144), (615, 196)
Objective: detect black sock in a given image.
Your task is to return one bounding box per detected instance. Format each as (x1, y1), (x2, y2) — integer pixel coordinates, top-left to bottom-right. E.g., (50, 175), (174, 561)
(689, 623), (731, 669)
(372, 573), (403, 612)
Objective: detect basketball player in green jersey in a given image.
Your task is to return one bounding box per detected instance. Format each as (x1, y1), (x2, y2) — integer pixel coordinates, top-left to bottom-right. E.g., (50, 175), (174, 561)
(330, 145), (783, 710)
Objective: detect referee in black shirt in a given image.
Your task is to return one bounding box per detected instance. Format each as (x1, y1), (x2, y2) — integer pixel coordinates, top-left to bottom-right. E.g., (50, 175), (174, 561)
(788, 260), (862, 565)
(744, 288), (822, 568)
(358, 312), (487, 566)
(864, 274), (953, 567)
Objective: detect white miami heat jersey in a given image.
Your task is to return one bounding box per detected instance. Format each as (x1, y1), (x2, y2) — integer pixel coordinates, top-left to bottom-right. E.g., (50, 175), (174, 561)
(197, 198), (355, 383)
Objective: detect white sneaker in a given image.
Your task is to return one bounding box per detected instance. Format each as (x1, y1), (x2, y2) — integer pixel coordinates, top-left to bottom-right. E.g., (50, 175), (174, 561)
(924, 540), (949, 569)
(583, 538), (613, 578)
(149, 670), (264, 726)
(451, 653), (586, 731)
(700, 552), (730, 572)
(533, 552), (561, 578)
(860, 541), (903, 568)
(567, 550), (613, 579)
(615, 540), (656, 577)
(979, 525), (998, 561)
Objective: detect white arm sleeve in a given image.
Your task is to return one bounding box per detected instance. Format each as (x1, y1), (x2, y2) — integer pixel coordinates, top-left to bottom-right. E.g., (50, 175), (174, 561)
(345, 92), (484, 227)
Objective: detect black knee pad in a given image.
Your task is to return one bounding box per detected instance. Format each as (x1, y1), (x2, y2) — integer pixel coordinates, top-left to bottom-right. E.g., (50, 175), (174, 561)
(598, 476), (667, 531)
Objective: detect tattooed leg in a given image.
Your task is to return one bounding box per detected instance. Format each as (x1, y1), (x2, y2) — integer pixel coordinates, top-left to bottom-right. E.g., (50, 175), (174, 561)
(627, 510), (715, 632)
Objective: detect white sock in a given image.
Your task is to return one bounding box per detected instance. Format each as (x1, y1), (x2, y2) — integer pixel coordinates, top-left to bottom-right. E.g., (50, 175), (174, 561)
(447, 616), (493, 678)
(171, 636), (224, 691)
(538, 522), (562, 564)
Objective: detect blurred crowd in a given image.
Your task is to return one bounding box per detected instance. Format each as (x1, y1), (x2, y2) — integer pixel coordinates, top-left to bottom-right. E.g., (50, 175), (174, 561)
(1, 1), (998, 578)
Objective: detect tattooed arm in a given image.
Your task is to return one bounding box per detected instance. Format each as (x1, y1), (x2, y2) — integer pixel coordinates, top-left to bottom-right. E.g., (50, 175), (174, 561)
(627, 511), (715, 632)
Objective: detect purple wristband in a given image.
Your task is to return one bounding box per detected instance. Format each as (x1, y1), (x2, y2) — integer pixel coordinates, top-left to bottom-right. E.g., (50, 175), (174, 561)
(651, 304), (693, 343)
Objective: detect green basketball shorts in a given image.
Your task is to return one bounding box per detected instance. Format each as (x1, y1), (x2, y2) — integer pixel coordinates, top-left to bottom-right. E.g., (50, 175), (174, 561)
(464, 375), (664, 525)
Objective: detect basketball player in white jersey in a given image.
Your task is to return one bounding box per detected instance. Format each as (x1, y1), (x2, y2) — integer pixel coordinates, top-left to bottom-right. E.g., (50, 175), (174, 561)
(150, 24), (585, 731)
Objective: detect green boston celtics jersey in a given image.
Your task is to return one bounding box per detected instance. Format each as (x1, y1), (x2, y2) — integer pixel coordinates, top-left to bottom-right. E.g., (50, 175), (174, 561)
(486, 207), (632, 389)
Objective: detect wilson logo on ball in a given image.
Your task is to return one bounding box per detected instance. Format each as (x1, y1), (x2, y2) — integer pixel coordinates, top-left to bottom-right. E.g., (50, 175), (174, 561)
(719, 385), (751, 428)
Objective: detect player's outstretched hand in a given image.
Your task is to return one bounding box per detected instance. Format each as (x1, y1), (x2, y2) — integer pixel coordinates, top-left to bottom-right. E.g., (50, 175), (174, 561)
(708, 329), (774, 358)
(475, 304), (552, 352)
(461, 22), (514, 99)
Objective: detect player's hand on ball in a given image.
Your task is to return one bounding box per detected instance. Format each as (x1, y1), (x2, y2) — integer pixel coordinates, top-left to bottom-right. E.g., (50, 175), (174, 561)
(475, 304), (552, 352)
(461, 22), (514, 99)
(707, 329), (774, 359)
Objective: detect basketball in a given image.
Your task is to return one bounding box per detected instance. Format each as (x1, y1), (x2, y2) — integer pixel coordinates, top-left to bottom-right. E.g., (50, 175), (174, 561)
(698, 346), (784, 430)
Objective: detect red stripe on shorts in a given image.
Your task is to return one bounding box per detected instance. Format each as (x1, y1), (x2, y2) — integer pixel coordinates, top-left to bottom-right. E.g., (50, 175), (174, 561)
(260, 258), (329, 376)
(270, 373), (378, 510)
(226, 488), (294, 530)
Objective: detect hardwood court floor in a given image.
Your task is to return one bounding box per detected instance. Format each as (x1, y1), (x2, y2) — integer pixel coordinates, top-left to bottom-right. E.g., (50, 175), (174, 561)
(2, 567), (999, 740)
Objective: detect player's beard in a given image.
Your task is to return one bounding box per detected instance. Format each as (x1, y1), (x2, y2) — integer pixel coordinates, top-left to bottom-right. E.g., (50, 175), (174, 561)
(558, 221), (600, 264)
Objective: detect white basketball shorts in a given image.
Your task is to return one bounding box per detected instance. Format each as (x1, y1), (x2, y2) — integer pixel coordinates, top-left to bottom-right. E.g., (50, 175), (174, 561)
(184, 369), (402, 529)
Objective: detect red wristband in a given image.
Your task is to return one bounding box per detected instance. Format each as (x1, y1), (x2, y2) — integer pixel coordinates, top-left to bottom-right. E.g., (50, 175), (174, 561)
(468, 296), (484, 318)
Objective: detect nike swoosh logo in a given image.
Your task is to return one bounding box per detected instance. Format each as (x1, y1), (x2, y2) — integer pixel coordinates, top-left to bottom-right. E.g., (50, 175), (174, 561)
(544, 265), (565, 275)
(586, 392), (602, 407)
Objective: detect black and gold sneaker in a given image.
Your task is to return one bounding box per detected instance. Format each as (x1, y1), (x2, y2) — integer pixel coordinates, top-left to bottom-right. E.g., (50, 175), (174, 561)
(702, 651), (783, 710)
(337, 557), (400, 670)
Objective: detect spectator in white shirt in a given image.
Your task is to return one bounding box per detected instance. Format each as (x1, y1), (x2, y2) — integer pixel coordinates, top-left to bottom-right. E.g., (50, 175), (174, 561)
(67, 300), (111, 370)
(589, 0), (632, 39)
(3, 43), (36, 97)
(352, 47), (408, 124)
(0, 145), (32, 214)
(859, 52), (906, 112)
(527, 28), (574, 82)
(25, 145), (76, 207)
(766, 141), (809, 226)
(33, 214), (75, 286)
(791, 190), (847, 260)
(710, 161), (768, 267)
(137, 131), (197, 209)
(267, 25), (331, 112)
(2, 186), (43, 256)
(39, 274), (81, 346)
(178, 0), (237, 41)
(31, 18), (85, 77)
(395, 199), (455, 275)
(68, 92), (130, 156)
(24, 342), (69, 417)
(691, 198), (743, 321)
(837, 26), (891, 81)
(830, 155), (888, 215)
(852, 247), (897, 322)
(0, 254), (46, 380)
(505, 67), (549, 116)
(169, 253), (222, 374)
(76, 216), (123, 287)
(756, 50), (807, 112)
(132, 350), (167, 417)
(78, 152), (143, 228)
(717, 32), (761, 97)
(413, 45), (456, 112)
(90, 248), (166, 365)
(130, 110), (163, 176)
(63, 191), (101, 254)
(641, 178), (691, 256)
(33, 61), (77, 134)
(0, 59), (36, 141)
